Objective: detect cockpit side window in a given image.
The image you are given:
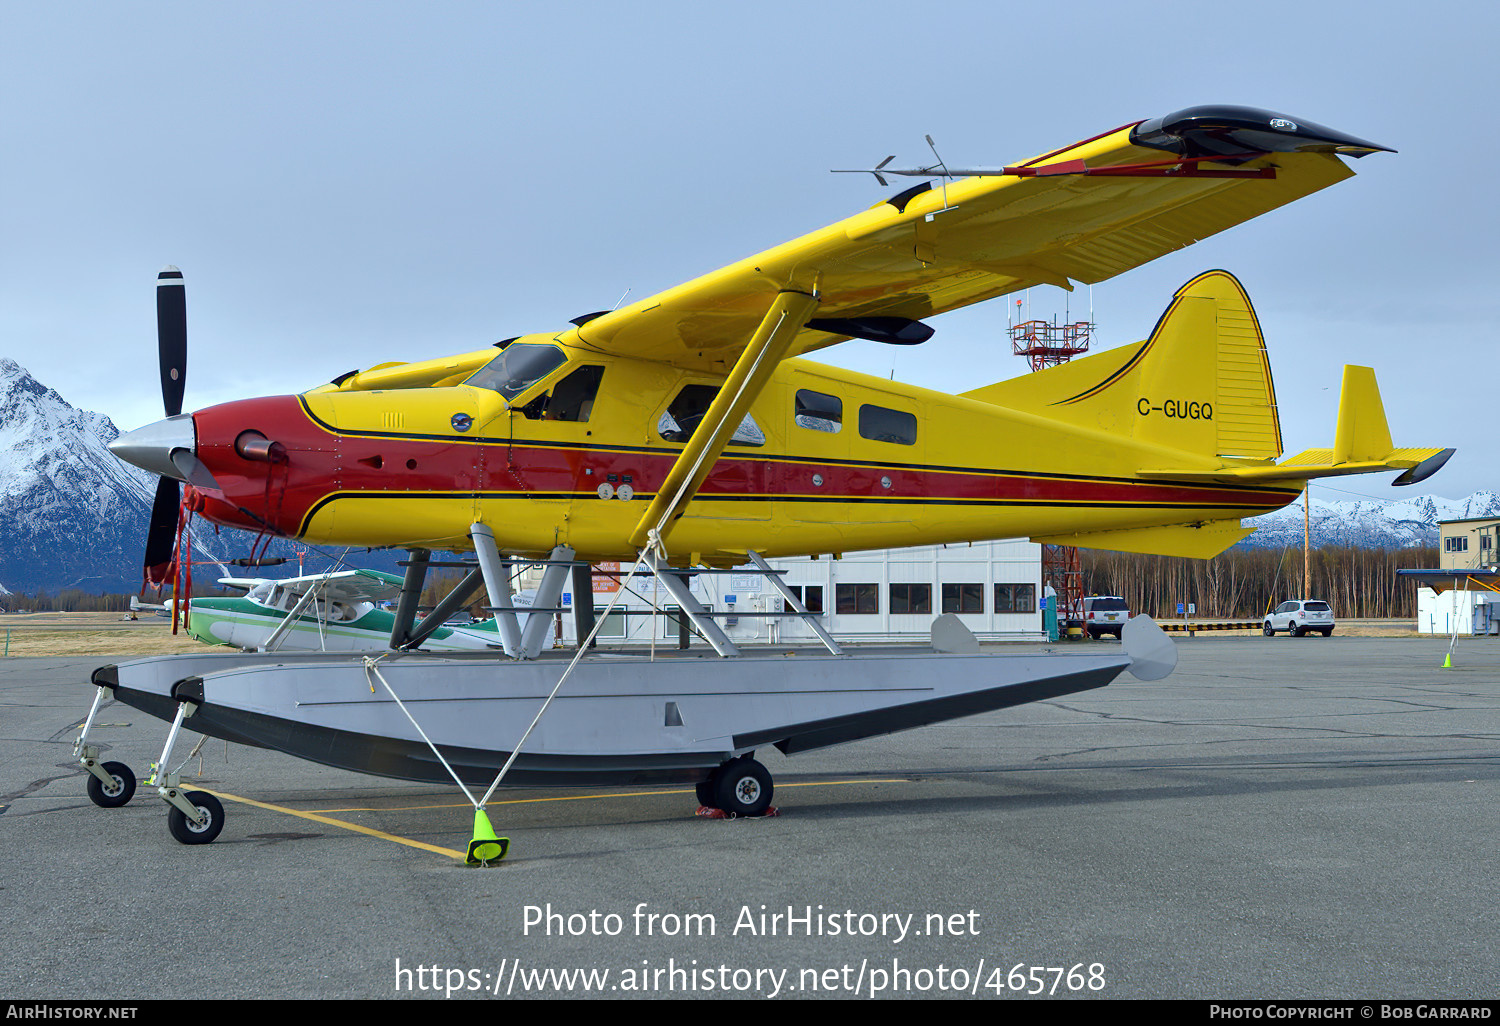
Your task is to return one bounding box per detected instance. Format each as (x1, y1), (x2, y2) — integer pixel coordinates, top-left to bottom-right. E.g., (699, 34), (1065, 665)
(465, 344), (568, 400)
(657, 384), (765, 447)
(531, 365), (604, 423)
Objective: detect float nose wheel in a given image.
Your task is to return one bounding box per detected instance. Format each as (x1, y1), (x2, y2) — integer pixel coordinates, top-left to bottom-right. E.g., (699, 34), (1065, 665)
(75, 687), (137, 808)
(699, 755), (774, 817)
(84, 760), (137, 808)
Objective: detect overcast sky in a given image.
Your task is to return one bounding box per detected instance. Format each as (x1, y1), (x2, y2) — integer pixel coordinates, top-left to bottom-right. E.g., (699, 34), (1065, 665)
(2, 1), (1495, 503)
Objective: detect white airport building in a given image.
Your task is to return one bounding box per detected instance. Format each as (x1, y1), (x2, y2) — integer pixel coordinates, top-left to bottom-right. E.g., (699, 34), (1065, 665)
(540, 539), (1045, 647)
(1410, 516), (1500, 636)
(1415, 588), (1499, 636)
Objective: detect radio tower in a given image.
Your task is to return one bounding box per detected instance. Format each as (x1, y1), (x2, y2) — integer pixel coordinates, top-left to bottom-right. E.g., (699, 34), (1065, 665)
(1009, 294), (1095, 637)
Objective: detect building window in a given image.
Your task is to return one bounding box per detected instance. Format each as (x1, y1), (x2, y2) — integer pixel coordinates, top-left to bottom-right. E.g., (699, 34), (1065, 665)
(794, 390), (843, 433)
(785, 585), (825, 613)
(1484, 536), (1493, 550)
(1445, 537), (1470, 553)
(835, 583), (879, 614)
(941, 583), (984, 614)
(858, 404), (917, 445)
(994, 583), (1037, 614)
(596, 610), (629, 639)
(889, 583), (932, 614)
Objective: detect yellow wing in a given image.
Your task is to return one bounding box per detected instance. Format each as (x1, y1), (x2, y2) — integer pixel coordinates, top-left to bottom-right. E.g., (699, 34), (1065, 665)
(559, 105), (1390, 374)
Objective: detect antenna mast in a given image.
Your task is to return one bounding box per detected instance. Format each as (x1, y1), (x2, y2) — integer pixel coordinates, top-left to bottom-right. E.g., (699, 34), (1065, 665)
(1009, 294), (1096, 635)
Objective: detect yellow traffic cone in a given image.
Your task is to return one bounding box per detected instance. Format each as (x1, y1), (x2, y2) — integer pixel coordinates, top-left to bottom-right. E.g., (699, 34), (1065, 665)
(1441, 651), (1453, 669)
(466, 809), (509, 866)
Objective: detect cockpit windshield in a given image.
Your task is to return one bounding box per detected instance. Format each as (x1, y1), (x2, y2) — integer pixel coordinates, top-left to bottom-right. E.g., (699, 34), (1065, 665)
(465, 344), (568, 399)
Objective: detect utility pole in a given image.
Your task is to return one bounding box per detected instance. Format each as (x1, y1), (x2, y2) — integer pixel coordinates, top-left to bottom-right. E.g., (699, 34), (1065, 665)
(1303, 485), (1311, 598)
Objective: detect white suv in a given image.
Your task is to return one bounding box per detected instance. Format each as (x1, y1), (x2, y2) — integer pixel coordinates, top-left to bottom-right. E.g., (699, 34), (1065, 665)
(1264, 600), (1335, 638)
(1084, 595), (1130, 639)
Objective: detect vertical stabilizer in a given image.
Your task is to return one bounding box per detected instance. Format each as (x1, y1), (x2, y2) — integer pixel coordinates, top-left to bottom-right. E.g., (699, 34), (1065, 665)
(961, 270), (1283, 460)
(1332, 365), (1394, 464)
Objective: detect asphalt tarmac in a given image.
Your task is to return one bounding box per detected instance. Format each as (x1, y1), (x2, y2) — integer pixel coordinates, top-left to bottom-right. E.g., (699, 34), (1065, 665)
(1, 635), (1495, 1001)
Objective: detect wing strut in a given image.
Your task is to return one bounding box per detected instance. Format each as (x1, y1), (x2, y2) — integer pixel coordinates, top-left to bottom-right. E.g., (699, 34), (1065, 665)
(629, 289), (820, 553)
(260, 577), (329, 652)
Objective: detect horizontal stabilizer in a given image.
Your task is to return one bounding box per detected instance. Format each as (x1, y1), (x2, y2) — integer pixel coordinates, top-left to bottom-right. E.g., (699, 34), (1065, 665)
(1033, 519), (1254, 559)
(1137, 446), (1453, 484)
(1135, 365), (1451, 488)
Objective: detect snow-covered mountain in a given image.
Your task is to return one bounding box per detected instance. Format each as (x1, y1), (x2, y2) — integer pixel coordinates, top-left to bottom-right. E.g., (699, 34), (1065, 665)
(1242, 490), (1498, 549)
(0, 358), (411, 597)
(0, 357), (216, 595)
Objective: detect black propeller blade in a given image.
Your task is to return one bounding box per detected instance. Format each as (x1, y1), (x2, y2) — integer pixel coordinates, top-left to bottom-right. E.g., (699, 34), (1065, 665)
(143, 266), (187, 589)
(156, 266), (186, 417)
(144, 476), (181, 588)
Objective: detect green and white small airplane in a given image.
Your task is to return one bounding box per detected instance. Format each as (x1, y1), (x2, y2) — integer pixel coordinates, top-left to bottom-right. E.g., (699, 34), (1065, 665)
(180, 569), (506, 653)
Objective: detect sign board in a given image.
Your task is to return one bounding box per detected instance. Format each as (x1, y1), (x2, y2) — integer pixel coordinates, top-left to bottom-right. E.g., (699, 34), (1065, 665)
(593, 561), (621, 593)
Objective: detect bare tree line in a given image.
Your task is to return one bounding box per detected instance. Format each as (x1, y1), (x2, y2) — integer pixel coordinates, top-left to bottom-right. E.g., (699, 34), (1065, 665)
(3, 546), (1437, 622)
(1082, 545), (1437, 620)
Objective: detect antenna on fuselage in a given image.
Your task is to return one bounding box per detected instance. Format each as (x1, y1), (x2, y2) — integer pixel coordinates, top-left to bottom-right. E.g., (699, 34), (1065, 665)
(925, 134), (952, 212)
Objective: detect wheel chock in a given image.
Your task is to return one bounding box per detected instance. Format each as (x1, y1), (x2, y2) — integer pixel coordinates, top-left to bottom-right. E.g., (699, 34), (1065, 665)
(695, 805), (780, 820)
(466, 809), (509, 866)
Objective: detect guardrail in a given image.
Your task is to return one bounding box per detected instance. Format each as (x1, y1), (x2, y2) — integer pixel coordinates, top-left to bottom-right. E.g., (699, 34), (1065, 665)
(1157, 620), (1260, 636)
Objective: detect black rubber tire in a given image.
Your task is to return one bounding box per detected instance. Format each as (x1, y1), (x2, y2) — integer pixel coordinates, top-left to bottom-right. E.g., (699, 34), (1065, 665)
(713, 758), (773, 817)
(1321, 629), (1334, 637)
(86, 761), (135, 808)
(167, 790), (225, 845)
(1264, 622), (1275, 636)
(695, 778), (717, 808)
(1290, 621), (1303, 637)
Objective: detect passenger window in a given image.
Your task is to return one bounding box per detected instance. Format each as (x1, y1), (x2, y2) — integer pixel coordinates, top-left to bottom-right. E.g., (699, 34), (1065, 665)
(795, 389), (843, 433)
(657, 384), (765, 447)
(858, 404), (917, 445)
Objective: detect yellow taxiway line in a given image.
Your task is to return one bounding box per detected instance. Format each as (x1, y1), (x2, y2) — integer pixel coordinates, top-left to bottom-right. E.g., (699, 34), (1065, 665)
(202, 778), (909, 859)
(312, 778), (908, 814)
(204, 788), (467, 859)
